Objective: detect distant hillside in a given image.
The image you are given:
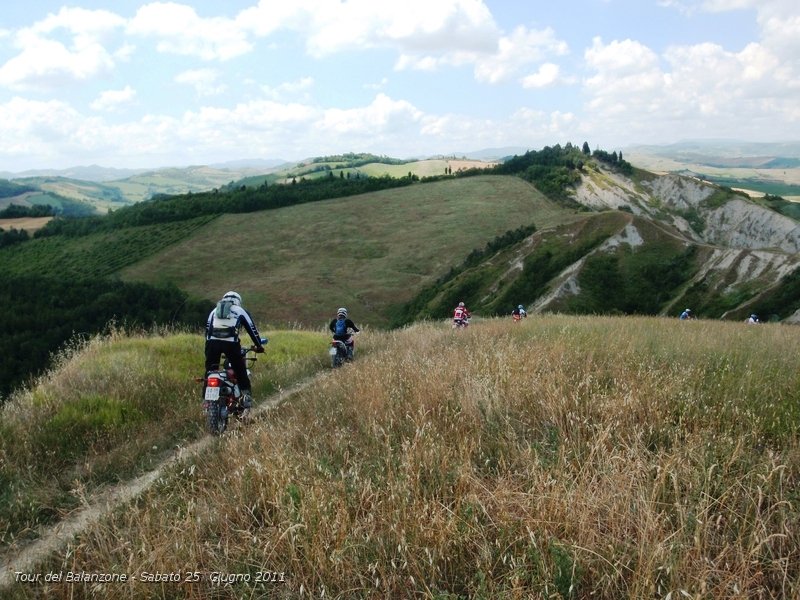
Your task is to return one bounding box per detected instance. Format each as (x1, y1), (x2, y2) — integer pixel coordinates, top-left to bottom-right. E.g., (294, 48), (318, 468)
(119, 175), (564, 328)
(400, 160), (800, 323)
(625, 140), (800, 200)
(1, 155), (497, 212)
(0, 164), (147, 182)
(5, 144), (800, 400)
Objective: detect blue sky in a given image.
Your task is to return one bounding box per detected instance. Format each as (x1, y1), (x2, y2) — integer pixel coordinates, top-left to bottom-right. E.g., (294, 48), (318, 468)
(0, 0), (797, 171)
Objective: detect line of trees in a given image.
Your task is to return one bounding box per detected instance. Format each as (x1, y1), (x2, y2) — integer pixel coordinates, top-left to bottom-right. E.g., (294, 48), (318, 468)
(0, 179), (37, 198)
(36, 174), (416, 238)
(0, 203), (55, 218)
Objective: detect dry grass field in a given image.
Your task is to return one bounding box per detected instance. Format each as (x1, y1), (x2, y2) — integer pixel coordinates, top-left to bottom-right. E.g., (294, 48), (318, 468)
(9, 315), (798, 598)
(0, 217), (52, 232)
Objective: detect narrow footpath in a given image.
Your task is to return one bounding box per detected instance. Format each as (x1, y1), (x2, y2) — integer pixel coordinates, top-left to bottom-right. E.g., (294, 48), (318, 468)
(0, 373), (326, 590)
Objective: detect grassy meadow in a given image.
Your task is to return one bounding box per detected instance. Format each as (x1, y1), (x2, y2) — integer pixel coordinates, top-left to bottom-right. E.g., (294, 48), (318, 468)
(11, 315), (800, 598)
(0, 327), (331, 551)
(121, 175), (575, 328)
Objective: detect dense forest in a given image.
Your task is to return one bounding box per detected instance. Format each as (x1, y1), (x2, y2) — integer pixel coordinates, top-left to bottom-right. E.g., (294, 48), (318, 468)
(0, 276), (210, 400)
(0, 204), (55, 218)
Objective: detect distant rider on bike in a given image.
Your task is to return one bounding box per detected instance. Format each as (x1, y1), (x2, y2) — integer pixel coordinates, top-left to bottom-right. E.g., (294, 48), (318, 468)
(205, 291), (265, 408)
(329, 307), (360, 359)
(512, 304), (527, 322)
(453, 301), (471, 328)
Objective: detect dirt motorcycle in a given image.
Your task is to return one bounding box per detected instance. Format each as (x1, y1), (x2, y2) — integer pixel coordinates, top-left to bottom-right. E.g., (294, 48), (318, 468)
(329, 331), (357, 368)
(199, 338), (267, 435)
(452, 316), (470, 329)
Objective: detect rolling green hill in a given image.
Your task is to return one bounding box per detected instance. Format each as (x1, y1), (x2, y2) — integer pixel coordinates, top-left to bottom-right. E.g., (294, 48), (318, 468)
(120, 175), (576, 328)
(5, 144), (800, 403)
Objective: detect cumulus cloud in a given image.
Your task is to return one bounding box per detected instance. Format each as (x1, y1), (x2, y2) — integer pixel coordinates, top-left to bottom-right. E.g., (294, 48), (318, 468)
(580, 26), (798, 144)
(240, 0), (498, 57)
(128, 2), (253, 60)
(0, 96), (109, 166)
(0, 7), (125, 90)
(472, 26), (569, 84)
(90, 85), (137, 111)
(175, 68), (226, 96)
(261, 77), (315, 101)
(521, 63), (565, 89)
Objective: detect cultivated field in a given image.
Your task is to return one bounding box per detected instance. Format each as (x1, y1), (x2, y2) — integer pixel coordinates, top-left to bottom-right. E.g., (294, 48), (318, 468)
(0, 217), (52, 232)
(5, 315), (798, 598)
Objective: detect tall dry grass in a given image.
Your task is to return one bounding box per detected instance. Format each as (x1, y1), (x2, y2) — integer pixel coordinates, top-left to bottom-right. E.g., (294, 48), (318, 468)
(19, 316), (800, 599)
(0, 326), (328, 551)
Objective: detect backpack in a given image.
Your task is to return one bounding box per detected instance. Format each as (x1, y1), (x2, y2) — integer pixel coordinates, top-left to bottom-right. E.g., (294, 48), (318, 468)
(334, 318), (347, 336)
(215, 299), (234, 319)
(211, 300), (238, 338)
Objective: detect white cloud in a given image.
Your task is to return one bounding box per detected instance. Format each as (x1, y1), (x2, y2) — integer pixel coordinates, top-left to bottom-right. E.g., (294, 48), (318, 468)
(319, 93), (423, 137)
(579, 29), (799, 145)
(175, 68), (226, 96)
(241, 0), (529, 85)
(521, 63), (562, 89)
(128, 2), (253, 60)
(240, 0), (499, 57)
(473, 26), (568, 85)
(261, 77), (315, 101)
(0, 7), (125, 90)
(0, 97), (103, 165)
(90, 85), (136, 111)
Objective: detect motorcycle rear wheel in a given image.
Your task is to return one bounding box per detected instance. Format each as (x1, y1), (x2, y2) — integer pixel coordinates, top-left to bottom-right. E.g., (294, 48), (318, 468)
(206, 401), (228, 435)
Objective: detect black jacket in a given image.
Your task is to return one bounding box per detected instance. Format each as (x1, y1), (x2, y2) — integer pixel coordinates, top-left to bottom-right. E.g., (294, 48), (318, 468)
(329, 317), (359, 340)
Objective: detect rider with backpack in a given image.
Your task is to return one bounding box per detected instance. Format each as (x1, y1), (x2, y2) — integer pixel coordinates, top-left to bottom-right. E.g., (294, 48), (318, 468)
(329, 307), (360, 359)
(512, 304), (527, 322)
(205, 291), (265, 408)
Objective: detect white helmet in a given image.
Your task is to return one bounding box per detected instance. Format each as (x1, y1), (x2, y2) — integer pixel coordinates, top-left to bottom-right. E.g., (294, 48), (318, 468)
(337, 307), (348, 318)
(458, 302), (465, 307)
(223, 291), (242, 306)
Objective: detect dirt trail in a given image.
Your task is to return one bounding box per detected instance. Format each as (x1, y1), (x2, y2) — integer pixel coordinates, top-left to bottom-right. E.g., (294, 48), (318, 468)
(0, 374), (326, 590)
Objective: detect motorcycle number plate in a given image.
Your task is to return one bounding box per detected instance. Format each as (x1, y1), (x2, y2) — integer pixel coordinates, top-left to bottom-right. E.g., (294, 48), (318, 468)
(204, 386), (221, 401)
(329, 347), (338, 356)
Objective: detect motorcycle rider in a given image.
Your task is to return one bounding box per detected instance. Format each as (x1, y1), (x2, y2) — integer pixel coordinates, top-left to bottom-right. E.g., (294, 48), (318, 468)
(512, 304), (527, 322)
(453, 301), (471, 328)
(679, 308), (694, 320)
(205, 291), (265, 408)
(329, 307), (360, 359)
